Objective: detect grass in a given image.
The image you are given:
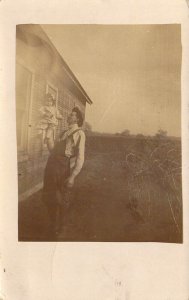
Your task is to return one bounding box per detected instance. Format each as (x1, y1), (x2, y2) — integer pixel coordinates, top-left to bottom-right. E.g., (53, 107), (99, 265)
(18, 135), (182, 242)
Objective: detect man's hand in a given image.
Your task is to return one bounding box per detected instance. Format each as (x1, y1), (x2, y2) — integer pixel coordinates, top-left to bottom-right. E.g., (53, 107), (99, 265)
(45, 112), (53, 118)
(65, 175), (75, 189)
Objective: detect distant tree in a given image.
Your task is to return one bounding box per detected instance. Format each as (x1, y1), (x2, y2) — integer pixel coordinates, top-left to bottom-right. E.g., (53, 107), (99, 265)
(136, 133), (144, 139)
(121, 129), (130, 136)
(155, 129), (167, 138)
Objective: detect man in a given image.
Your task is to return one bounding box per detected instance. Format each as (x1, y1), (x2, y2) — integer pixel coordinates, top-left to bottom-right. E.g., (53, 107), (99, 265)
(63, 107), (85, 189)
(42, 106), (85, 238)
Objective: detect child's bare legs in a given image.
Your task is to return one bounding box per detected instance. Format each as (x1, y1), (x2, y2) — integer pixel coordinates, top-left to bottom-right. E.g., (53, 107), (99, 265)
(36, 129), (44, 153)
(46, 138), (54, 152)
(46, 126), (55, 152)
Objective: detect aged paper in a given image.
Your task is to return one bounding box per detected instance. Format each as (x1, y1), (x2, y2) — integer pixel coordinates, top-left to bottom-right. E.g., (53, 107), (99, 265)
(1, 0), (189, 299)
(16, 23), (182, 243)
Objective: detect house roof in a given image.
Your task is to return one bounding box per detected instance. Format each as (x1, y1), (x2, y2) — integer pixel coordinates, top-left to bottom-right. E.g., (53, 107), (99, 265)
(17, 24), (93, 105)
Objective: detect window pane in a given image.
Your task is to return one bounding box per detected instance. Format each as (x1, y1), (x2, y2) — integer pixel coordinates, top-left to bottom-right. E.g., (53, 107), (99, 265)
(48, 85), (57, 101)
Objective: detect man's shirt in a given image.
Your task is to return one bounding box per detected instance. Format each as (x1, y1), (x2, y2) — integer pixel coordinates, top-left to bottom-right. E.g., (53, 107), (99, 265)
(61, 124), (85, 177)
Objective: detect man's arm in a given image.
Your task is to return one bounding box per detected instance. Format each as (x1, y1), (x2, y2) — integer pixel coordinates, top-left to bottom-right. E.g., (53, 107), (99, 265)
(39, 106), (52, 118)
(72, 130), (85, 177)
(66, 131), (85, 188)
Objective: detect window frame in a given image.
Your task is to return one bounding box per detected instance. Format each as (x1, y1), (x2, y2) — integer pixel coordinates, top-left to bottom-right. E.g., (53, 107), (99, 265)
(46, 82), (59, 107)
(45, 82), (60, 139)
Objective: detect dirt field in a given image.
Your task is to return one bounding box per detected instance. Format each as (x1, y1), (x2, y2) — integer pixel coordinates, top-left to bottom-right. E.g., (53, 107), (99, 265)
(19, 135), (182, 242)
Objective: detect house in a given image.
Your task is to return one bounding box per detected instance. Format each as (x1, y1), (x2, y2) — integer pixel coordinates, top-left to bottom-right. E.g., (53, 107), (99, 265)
(16, 24), (92, 200)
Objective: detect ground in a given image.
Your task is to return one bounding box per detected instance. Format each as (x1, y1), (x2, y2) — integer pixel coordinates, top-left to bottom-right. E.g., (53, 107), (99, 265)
(18, 136), (182, 242)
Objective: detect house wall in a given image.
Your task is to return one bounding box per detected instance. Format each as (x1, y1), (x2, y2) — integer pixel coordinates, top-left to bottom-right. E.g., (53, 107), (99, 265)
(16, 25), (86, 200)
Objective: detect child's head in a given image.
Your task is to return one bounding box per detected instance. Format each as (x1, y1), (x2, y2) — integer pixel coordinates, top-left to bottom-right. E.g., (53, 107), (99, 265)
(45, 93), (55, 106)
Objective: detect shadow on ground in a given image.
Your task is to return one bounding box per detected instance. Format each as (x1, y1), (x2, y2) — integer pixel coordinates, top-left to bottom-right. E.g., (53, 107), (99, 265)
(19, 150), (182, 242)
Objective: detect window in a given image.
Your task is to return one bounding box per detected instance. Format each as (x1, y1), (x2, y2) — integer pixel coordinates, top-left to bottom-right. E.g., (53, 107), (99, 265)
(16, 63), (32, 152)
(46, 83), (58, 106)
(46, 83), (60, 139)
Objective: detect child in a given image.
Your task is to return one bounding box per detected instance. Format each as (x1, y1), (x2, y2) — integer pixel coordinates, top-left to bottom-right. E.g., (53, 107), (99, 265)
(37, 93), (63, 152)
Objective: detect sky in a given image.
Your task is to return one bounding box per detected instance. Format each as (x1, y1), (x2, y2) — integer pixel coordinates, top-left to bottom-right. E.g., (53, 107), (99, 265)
(42, 25), (181, 136)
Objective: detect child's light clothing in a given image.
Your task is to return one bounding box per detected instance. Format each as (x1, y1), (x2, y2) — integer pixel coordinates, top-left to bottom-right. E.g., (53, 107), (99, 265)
(38, 105), (62, 128)
(37, 105), (62, 141)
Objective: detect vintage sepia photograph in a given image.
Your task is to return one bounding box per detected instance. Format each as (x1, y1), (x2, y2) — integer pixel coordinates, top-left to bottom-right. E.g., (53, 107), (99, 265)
(17, 24), (182, 242)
